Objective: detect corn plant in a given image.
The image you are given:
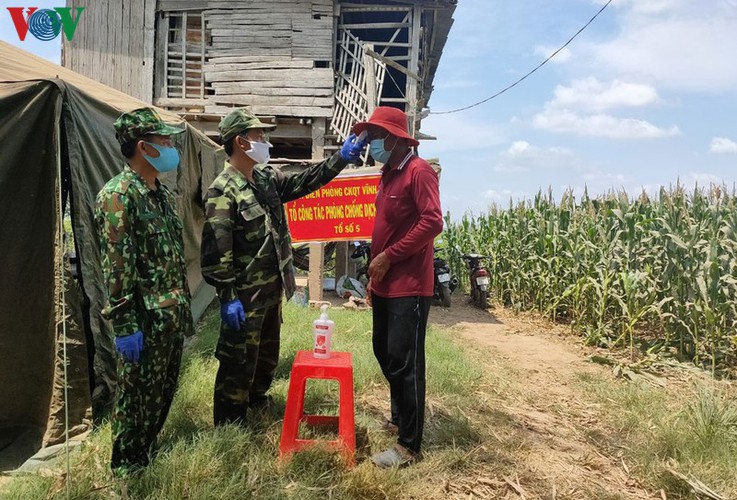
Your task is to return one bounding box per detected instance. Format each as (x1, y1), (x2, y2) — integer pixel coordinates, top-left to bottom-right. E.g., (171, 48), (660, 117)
(443, 185), (737, 374)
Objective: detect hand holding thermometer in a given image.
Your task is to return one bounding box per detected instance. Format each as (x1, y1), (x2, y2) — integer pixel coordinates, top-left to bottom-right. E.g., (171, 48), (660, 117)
(340, 130), (368, 162)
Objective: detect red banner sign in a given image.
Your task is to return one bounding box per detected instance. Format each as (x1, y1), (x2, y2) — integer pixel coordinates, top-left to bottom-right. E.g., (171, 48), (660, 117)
(286, 173), (381, 243)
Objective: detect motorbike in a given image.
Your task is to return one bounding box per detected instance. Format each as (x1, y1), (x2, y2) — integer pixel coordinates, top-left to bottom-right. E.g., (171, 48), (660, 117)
(462, 254), (490, 309)
(351, 242), (458, 307)
(350, 241), (371, 288)
(433, 247), (458, 307)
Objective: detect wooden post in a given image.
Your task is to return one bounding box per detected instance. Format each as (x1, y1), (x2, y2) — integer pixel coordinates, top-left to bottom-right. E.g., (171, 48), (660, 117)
(407, 5), (422, 136)
(182, 11), (187, 98)
(335, 242), (348, 282)
(308, 243), (325, 302)
(308, 118), (327, 302)
(363, 43), (377, 114)
(200, 12), (206, 98)
(156, 12), (168, 99)
(142, 0), (156, 103)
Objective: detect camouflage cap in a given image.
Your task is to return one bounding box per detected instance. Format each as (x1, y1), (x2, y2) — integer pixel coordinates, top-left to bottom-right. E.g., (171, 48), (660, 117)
(218, 107), (277, 142)
(114, 107), (184, 145)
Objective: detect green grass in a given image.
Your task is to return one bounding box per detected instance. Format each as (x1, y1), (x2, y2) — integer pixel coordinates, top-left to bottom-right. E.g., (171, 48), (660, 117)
(8, 299), (734, 498)
(0, 301), (493, 500)
(576, 372), (737, 498)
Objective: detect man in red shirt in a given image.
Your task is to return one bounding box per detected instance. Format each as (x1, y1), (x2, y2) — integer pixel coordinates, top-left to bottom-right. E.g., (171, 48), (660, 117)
(353, 107), (443, 467)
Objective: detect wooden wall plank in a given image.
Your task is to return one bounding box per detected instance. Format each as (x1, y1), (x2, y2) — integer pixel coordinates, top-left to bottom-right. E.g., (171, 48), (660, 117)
(209, 95), (334, 107)
(205, 105), (333, 117)
(211, 84), (333, 97)
(158, 0), (210, 11)
(207, 49), (292, 58)
(212, 80), (333, 91)
(203, 61), (314, 72)
(65, 0), (340, 119)
(62, 0), (151, 101)
(205, 68), (333, 83)
(207, 55), (293, 64)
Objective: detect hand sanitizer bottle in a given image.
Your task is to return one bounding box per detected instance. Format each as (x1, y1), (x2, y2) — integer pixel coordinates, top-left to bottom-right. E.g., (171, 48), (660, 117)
(313, 304), (334, 359)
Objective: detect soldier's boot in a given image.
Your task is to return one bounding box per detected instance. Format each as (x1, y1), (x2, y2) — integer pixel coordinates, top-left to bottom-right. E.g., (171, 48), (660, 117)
(213, 397), (248, 427)
(248, 394), (276, 417)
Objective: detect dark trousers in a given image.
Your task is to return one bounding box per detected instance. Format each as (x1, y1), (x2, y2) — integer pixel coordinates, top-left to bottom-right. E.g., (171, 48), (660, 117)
(213, 301), (282, 426)
(372, 294), (430, 453)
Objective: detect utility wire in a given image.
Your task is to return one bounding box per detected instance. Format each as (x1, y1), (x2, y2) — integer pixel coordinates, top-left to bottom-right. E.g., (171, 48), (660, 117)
(431, 0), (613, 115)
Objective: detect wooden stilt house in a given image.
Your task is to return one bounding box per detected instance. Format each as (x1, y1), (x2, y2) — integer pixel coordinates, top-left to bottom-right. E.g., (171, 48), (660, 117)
(63, 0), (456, 297)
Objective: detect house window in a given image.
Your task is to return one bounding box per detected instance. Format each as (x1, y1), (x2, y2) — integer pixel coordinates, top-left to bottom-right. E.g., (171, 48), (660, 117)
(158, 11), (210, 99)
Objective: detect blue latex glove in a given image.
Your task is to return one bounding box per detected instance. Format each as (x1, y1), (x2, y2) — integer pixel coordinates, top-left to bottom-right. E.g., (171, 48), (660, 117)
(339, 133), (367, 162)
(221, 299), (245, 331)
(115, 331), (144, 363)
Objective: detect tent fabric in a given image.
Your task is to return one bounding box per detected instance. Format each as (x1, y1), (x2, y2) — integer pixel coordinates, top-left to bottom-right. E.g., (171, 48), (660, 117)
(0, 80), (60, 430)
(43, 265), (92, 447)
(0, 41), (224, 458)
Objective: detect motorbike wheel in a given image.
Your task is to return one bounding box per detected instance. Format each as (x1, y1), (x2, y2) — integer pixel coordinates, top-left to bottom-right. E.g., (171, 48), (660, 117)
(476, 290), (489, 309)
(440, 284), (452, 307)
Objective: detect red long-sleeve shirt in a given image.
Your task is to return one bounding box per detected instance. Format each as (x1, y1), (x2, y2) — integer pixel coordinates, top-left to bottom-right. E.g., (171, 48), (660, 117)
(370, 154), (443, 298)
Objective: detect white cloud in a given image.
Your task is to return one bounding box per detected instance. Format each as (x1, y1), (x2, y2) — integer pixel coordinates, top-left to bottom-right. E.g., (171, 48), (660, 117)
(493, 165), (530, 174)
(585, 2), (737, 92)
(533, 108), (680, 139)
(534, 45), (571, 63)
(710, 137), (737, 154)
(491, 141), (576, 173)
(503, 140), (573, 158)
(530, 78), (676, 139)
(506, 140), (532, 156)
(482, 188), (530, 206)
(583, 171), (626, 183)
(548, 78), (660, 112)
(687, 171), (723, 186)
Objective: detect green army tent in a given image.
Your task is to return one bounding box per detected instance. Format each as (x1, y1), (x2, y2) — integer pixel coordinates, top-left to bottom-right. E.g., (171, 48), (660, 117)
(0, 41), (224, 470)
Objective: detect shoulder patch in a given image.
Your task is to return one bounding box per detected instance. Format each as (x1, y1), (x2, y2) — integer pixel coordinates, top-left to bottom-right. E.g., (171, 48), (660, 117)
(209, 170), (234, 191)
(111, 178), (132, 195)
(100, 172), (132, 196)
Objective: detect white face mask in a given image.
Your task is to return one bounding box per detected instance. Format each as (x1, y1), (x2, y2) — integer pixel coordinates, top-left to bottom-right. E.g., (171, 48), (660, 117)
(243, 140), (272, 164)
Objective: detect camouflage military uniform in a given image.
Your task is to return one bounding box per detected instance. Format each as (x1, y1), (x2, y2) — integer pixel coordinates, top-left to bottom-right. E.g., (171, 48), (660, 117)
(201, 151), (349, 425)
(96, 108), (193, 472)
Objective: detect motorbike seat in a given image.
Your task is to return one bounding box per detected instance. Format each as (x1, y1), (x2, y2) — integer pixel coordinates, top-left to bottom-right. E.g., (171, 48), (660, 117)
(462, 253), (486, 259)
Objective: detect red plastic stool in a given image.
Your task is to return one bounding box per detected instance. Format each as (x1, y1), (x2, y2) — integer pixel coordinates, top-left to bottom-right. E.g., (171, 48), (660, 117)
(279, 350), (355, 465)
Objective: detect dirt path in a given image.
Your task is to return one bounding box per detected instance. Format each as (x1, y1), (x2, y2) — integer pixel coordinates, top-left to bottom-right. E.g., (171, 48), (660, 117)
(429, 301), (655, 499)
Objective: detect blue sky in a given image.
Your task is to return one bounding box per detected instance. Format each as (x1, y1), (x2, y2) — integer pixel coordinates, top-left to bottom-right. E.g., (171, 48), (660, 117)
(0, 1), (61, 63)
(3, 0), (737, 218)
(421, 0), (737, 217)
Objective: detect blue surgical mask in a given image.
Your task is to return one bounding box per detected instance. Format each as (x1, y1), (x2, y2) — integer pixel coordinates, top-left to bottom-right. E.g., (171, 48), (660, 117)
(369, 138), (392, 164)
(143, 142), (180, 172)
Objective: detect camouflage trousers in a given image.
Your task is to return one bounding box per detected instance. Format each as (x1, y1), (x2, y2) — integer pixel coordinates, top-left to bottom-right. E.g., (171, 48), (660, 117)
(213, 301), (282, 426)
(110, 304), (188, 472)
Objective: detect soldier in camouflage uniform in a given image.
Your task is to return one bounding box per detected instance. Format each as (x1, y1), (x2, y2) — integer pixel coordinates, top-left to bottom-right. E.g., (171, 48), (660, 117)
(95, 107), (194, 474)
(201, 107), (366, 426)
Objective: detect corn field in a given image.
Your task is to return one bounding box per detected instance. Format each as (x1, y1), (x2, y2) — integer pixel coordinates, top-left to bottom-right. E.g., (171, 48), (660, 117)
(442, 186), (737, 374)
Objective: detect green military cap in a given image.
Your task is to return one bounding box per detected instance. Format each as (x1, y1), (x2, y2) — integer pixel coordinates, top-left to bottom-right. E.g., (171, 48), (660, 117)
(218, 107), (277, 142)
(114, 107), (184, 145)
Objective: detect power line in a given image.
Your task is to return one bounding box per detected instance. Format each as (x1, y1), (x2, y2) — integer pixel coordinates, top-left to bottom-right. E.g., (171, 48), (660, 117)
(431, 0), (614, 115)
